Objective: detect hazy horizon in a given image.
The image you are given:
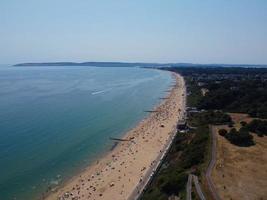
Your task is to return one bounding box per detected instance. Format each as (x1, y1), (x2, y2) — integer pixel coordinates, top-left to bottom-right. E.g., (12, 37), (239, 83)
(1, 0), (267, 64)
(6, 61), (267, 66)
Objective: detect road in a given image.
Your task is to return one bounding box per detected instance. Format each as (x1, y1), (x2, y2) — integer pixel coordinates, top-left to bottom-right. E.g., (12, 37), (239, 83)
(205, 126), (221, 200)
(186, 174), (193, 200)
(192, 175), (206, 200)
(186, 174), (206, 200)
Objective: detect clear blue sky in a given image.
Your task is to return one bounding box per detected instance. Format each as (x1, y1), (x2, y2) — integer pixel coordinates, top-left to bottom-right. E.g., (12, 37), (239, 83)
(1, 0), (267, 64)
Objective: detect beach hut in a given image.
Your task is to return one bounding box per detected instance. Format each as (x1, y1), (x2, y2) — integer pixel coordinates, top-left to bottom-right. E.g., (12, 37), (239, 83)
(177, 120), (187, 131)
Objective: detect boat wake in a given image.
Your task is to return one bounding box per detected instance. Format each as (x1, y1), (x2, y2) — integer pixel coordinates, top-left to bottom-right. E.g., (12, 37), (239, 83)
(91, 90), (106, 95)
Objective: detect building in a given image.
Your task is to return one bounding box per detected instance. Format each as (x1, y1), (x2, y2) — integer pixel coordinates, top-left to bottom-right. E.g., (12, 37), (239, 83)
(177, 120), (187, 131)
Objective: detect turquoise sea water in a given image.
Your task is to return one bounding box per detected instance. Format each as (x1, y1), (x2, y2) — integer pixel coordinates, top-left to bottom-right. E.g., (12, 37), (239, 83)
(0, 66), (173, 200)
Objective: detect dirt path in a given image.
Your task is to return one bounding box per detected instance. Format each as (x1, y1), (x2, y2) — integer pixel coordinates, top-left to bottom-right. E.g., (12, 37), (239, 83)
(205, 126), (221, 200)
(192, 175), (206, 200)
(186, 174), (193, 200)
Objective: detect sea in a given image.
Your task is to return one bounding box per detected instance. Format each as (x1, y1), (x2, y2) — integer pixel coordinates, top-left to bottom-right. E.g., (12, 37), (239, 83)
(0, 65), (173, 200)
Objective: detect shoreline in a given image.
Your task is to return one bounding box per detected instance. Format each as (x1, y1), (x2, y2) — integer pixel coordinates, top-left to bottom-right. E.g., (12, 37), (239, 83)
(44, 72), (186, 200)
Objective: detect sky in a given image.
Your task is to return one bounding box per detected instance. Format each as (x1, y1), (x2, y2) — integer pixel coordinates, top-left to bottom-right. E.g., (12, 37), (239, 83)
(0, 0), (267, 65)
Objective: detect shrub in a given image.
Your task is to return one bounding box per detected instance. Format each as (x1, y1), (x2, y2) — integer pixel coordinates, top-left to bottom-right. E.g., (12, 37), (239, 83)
(191, 111), (232, 126)
(225, 127), (254, 146)
(161, 172), (187, 195)
(228, 124), (234, 128)
(246, 119), (267, 137)
(180, 126), (208, 168)
(240, 121), (247, 127)
(218, 129), (227, 136)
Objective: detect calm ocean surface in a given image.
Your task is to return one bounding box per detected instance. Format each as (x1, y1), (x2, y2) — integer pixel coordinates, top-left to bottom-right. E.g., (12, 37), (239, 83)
(0, 65), (173, 200)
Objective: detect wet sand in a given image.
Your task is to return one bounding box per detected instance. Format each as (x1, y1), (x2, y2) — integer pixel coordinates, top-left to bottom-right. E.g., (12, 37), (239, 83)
(45, 72), (186, 200)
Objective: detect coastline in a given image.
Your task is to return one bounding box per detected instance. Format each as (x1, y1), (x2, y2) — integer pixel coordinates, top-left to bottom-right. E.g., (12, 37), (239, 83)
(45, 72), (186, 200)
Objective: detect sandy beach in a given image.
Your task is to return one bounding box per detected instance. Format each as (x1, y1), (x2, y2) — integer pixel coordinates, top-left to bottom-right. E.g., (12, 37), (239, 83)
(45, 72), (186, 200)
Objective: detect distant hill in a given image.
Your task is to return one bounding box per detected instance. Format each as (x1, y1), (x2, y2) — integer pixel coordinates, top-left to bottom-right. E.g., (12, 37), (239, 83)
(13, 62), (267, 68)
(14, 62), (169, 67)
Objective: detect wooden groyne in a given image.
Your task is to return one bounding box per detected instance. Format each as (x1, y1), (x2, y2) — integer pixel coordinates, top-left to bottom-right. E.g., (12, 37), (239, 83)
(144, 110), (159, 113)
(109, 137), (131, 142)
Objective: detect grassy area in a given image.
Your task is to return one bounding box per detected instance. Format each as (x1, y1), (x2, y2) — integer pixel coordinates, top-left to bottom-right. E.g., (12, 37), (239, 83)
(212, 124), (267, 200)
